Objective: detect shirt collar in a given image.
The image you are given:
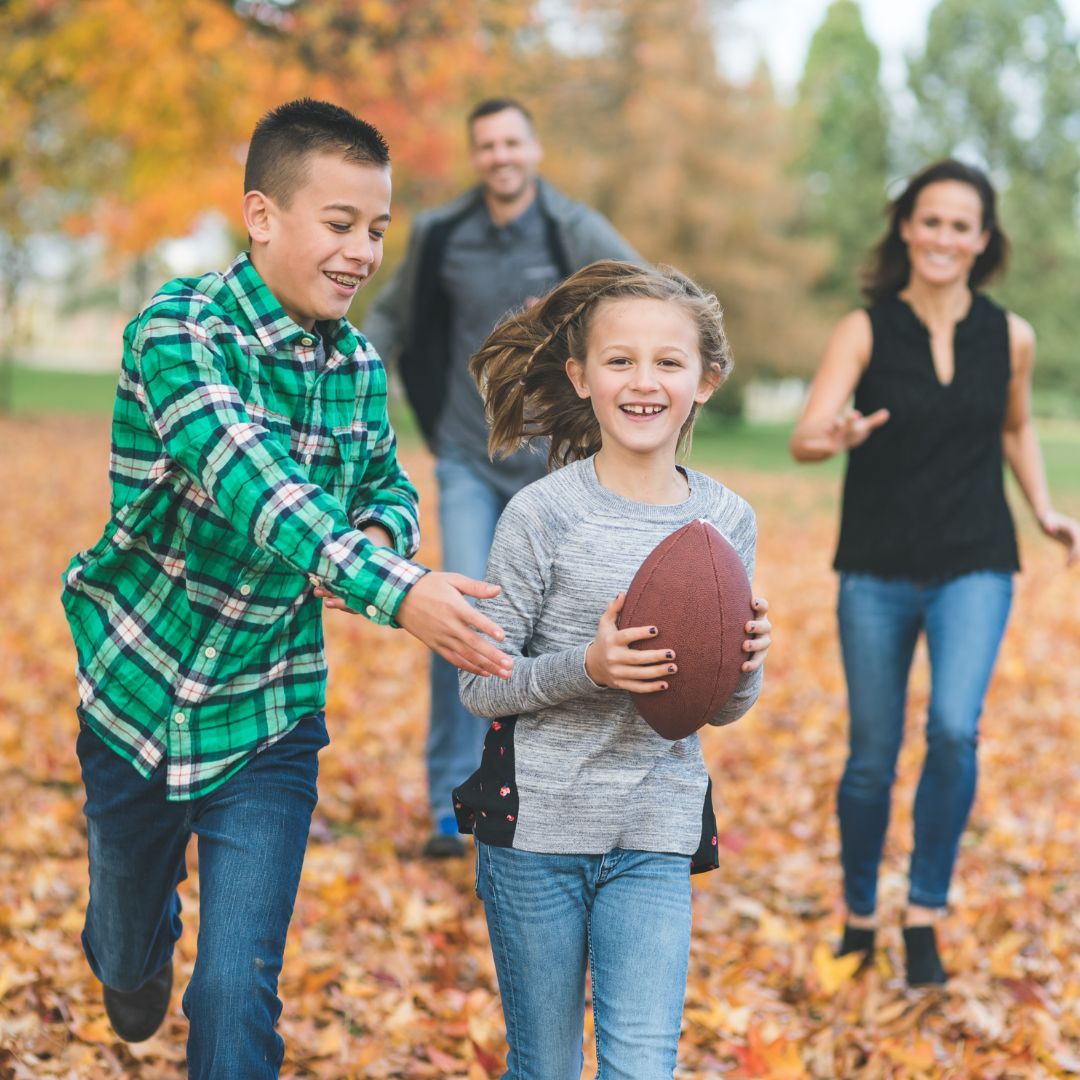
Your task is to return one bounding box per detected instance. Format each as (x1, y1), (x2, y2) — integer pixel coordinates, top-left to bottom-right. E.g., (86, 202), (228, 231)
(223, 253), (357, 357)
(481, 192), (542, 239)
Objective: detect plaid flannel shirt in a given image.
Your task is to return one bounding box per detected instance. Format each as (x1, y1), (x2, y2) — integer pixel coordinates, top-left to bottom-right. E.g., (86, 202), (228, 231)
(62, 253), (426, 800)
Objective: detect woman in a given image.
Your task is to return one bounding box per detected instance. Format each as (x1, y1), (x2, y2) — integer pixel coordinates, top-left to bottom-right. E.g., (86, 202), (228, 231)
(790, 159), (1079, 985)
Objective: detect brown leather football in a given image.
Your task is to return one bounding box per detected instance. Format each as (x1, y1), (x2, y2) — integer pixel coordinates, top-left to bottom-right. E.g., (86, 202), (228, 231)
(620, 519), (753, 740)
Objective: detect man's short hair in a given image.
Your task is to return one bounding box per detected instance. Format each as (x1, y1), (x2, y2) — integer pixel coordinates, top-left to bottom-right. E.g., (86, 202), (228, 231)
(467, 97), (534, 134)
(244, 98), (390, 207)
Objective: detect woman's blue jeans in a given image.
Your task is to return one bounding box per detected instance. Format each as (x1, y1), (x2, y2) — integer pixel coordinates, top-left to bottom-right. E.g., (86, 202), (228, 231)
(836, 571), (1012, 915)
(476, 842), (692, 1080)
(77, 713), (328, 1079)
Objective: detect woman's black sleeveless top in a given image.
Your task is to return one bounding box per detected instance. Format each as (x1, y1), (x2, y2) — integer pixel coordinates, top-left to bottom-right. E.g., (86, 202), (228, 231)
(833, 293), (1019, 581)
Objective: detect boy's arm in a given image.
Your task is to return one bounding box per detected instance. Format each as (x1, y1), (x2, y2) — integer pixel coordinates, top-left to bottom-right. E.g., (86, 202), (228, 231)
(135, 307), (422, 624)
(348, 407), (420, 557)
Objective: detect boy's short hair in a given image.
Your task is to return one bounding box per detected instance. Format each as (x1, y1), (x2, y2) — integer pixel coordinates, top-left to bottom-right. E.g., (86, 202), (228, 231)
(244, 98), (391, 207)
(467, 97), (534, 134)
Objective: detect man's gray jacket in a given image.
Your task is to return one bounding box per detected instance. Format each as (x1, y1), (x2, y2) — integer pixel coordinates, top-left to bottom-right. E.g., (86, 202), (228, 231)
(363, 178), (641, 445)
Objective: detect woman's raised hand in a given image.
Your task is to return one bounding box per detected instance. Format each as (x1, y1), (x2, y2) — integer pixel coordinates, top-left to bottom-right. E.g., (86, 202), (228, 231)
(824, 407), (891, 453)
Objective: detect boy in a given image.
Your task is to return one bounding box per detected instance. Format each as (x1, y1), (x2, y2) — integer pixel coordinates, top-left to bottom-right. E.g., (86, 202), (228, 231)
(61, 99), (510, 1078)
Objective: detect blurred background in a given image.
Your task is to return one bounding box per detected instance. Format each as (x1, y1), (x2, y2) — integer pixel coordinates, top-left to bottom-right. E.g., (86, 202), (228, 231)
(2, 0), (1080, 426)
(3, 6), (1080, 1074)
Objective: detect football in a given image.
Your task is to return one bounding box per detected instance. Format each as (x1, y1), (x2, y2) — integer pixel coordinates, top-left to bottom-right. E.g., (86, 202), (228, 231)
(620, 519), (753, 740)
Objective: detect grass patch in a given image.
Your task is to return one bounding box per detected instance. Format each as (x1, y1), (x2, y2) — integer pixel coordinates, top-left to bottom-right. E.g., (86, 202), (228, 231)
(6, 364), (1077, 496)
(685, 418), (841, 478)
(4, 363), (119, 415)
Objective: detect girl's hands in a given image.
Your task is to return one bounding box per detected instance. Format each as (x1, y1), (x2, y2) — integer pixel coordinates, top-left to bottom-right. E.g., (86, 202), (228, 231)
(1038, 509), (1080, 566)
(585, 593), (676, 693)
(742, 596), (772, 673)
(587, 592), (773, 692)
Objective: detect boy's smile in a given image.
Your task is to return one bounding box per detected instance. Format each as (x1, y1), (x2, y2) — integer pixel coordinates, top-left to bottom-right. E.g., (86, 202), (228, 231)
(246, 153), (392, 331)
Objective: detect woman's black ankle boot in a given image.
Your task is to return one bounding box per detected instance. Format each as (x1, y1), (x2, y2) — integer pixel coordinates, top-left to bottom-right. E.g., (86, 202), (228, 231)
(837, 924), (876, 966)
(903, 925), (947, 986)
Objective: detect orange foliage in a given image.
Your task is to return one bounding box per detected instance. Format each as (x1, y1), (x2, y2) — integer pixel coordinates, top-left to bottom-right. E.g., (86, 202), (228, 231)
(1, 416), (1079, 1076)
(0, 0), (532, 255)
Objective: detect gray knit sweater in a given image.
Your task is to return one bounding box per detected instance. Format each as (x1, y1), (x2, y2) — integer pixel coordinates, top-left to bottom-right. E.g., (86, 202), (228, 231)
(457, 456), (761, 864)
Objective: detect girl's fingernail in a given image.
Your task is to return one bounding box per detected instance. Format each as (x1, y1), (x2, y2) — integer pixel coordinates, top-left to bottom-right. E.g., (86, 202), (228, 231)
(649, 627), (658, 635)
(666, 651), (674, 659)
(667, 665), (676, 673)
(660, 682), (668, 691)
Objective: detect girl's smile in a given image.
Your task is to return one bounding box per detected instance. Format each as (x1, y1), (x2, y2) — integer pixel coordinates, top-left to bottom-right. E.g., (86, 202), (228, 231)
(565, 297), (717, 461)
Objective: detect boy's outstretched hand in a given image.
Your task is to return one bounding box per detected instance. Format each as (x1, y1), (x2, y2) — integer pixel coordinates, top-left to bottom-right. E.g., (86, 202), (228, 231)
(396, 573), (513, 678)
(315, 572), (513, 678)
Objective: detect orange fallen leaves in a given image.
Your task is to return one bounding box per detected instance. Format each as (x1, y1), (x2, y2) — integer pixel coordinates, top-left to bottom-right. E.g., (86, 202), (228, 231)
(1, 415), (1079, 1077)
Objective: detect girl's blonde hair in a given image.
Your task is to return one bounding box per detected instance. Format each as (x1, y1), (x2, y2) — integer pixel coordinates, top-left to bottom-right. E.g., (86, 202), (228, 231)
(470, 260), (733, 469)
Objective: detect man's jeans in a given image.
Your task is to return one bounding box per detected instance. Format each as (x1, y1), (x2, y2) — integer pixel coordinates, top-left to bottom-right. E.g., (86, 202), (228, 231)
(428, 453), (513, 822)
(78, 713), (328, 1079)
(476, 842), (692, 1079)
(836, 571), (1013, 915)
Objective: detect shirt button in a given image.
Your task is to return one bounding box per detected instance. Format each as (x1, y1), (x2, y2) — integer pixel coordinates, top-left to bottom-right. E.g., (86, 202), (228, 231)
(365, 604), (378, 617)
(174, 712), (186, 725)
(239, 584), (251, 596)
(301, 336), (315, 347)
(204, 647), (217, 659)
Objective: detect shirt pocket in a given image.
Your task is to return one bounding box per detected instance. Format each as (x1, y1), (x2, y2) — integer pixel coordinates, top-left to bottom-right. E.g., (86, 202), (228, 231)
(331, 419), (376, 508)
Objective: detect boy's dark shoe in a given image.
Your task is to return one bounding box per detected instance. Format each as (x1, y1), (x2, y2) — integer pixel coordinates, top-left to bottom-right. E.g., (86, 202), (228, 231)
(903, 925), (948, 987)
(422, 831), (466, 859)
(103, 960), (173, 1042)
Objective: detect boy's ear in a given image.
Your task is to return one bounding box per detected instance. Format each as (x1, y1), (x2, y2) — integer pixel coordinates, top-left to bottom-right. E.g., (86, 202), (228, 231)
(565, 357), (590, 399)
(243, 190), (274, 244)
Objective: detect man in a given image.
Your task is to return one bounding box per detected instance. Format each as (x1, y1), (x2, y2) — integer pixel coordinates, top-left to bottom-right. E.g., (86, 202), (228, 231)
(61, 99), (510, 1077)
(364, 98), (641, 857)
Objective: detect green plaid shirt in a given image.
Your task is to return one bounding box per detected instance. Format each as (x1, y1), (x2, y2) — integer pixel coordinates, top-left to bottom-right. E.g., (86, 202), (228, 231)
(63, 253), (426, 800)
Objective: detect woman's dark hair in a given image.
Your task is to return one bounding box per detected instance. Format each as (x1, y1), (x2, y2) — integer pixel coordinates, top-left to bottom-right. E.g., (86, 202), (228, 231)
(861, 159), (1009, 301)
(470, 260), (731, 469)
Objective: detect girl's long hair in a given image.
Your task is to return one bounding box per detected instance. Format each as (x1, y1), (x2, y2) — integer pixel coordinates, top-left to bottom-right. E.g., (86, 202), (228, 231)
(470, 260), (732, 469)
(861, 159), (1009, 301)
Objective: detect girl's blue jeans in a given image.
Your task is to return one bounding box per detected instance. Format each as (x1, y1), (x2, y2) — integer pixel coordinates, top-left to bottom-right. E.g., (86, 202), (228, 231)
(476, 841), (692, 1080)
(77, 712), (328, 1079)
(836, 571), (1012, 915)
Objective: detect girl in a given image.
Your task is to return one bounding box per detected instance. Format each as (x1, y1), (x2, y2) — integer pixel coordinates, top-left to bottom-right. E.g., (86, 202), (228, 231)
(790, 160), (1080, 985)
(453, 260), (771, 1078)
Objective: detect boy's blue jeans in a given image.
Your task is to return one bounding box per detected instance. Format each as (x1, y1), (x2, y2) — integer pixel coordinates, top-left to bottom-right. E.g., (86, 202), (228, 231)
(836, 571), (1012, 915)
(476, 842), (692, 1080)
(428, 452), (514, 823)
(77, 712), (328, 1079)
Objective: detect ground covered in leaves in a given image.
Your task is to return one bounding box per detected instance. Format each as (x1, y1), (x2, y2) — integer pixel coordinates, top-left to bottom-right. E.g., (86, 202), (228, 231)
(2, 414), (1079, 1078)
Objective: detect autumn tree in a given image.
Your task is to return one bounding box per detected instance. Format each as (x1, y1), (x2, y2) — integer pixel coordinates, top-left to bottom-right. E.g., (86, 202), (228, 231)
(535, 0), (830, 407)
(793, 0), (889, 308)
(907, 0), (1080, 405)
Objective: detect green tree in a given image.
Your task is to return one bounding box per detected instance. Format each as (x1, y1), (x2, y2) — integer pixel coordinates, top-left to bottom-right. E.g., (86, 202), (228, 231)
(908, 0), (1080, 404)
(793, 0), (889, 307)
